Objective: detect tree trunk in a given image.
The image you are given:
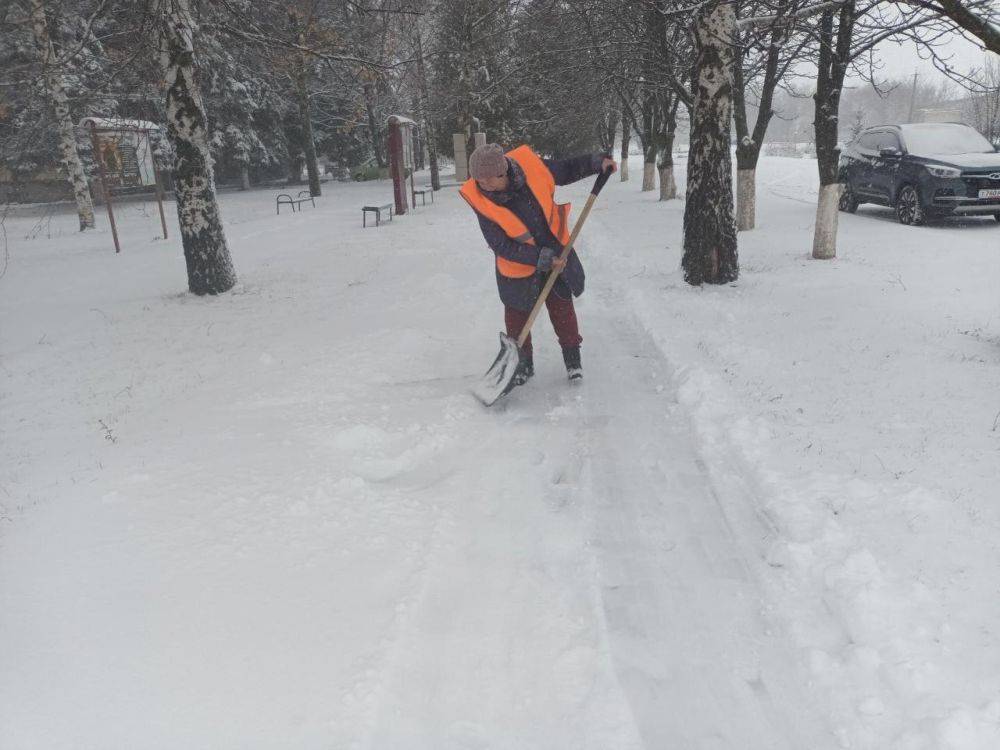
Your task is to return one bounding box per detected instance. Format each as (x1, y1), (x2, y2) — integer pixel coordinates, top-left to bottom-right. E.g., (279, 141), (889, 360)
(426, 120), (441, 190)
(733, 64), (755, 231)
(640, 93), (658, 192)
(733, 21), (782, 232)
(297, 85), (321, 197)
(658, 164), (676, 200)
(240, 163), (250, 191)
(158, 0), (236, 296)
(620, 108), (631, 182)
(736, 169), (755, 229)
(413, 23), (440, 190)
(811, 5), (854, 260)
(682, 0), (738, 286)
(363, 82), (385, 168)
(600, 107), (618, 153)
(294, 49), (321, 198)
(813, 184), (840, 260)
(642, 159), (657, 191)
(657, 98), (680, 201)
(28, 0), (95, 231)
(288, 154), (303, 184)
(658, 131), (677, 200)
(812, 98), (842, 258)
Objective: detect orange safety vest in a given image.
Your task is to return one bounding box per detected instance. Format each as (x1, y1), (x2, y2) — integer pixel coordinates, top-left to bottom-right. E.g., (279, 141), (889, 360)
(459, 145), (572, 279)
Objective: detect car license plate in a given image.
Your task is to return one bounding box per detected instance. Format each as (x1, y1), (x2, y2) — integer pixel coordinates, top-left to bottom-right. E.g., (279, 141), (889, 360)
(980, 188), (1000, 199)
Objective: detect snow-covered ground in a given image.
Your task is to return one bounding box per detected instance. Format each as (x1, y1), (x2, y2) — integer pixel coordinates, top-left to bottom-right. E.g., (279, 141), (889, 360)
(1, 156), (998, 749)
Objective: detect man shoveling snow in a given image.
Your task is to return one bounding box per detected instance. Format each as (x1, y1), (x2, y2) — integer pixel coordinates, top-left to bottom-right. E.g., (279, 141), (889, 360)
(460, 143), (617, 399)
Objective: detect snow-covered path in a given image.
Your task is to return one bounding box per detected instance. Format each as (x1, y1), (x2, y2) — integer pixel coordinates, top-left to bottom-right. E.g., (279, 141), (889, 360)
(358, 290), (834, 748)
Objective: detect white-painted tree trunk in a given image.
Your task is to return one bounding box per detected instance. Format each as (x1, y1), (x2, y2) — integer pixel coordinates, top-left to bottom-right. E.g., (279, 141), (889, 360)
(658, 166), (676, 200)
(158, 0), (237, 295)
(620, 159), (629, 181)
(812, 183), (840, 259)
(642, 162), (656, 191)
(29, 0), (95, 232)
(736, 169), (756, 231)
(240, 164), (251, 191)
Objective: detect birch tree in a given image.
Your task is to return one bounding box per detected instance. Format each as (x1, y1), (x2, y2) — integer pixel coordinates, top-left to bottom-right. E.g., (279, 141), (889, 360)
(682, 0), (739, 285)
(25, 0), (95, 231)
(157, 0), (237, 295)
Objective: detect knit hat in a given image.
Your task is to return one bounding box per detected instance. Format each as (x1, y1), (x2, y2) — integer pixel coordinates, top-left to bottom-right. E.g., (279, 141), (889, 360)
(469, 143), (508, 181)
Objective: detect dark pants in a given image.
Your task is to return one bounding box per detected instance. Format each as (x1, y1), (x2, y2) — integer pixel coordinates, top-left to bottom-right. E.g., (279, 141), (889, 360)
(504, 294), (582, 357)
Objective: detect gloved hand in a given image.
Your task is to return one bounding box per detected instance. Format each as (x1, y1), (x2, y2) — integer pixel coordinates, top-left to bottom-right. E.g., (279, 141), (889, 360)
(536, 246), (557, 272)
(536, 245), (568, 273)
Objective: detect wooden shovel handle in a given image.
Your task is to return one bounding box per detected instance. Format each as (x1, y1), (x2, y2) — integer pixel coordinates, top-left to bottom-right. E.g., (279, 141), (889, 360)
(515, 168), (612, 348)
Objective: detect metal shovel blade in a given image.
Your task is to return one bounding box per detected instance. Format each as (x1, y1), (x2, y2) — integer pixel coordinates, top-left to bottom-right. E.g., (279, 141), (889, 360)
(471, 333), (522, 406)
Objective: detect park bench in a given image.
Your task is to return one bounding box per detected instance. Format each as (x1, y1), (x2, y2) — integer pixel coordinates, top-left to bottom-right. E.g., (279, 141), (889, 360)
(362, 202), (394, 227)
(276, 190), (317, 214)
(411, 187), (434, 206)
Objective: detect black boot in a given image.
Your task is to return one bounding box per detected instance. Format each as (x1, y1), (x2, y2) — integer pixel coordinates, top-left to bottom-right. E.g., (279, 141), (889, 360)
(562, 346), (582, 381)
(512, 353), (534, 386)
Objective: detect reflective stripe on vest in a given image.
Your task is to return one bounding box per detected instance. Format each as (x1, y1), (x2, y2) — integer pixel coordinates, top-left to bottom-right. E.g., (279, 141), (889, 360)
(459, 145), (573, 279)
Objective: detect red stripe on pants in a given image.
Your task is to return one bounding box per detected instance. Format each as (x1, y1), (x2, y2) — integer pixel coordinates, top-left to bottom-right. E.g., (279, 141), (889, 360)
(504, 294), (582, 356)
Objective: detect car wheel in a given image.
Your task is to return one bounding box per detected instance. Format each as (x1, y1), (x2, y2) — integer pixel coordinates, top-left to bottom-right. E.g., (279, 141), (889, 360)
(994, 212), (1000, 223)
(895, 184), (925, 226)
(839, 184), (859, 213)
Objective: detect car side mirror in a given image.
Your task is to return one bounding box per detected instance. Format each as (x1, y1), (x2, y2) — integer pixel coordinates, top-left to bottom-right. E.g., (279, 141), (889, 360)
(878, 147), (901, 158)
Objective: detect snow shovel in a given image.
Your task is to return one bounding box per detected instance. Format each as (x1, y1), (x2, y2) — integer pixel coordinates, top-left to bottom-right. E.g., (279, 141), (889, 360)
(472, 166), (614, 406)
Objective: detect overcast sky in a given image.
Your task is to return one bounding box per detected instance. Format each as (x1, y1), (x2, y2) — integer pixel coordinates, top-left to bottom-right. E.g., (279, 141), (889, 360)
(871, 33), (994, 83)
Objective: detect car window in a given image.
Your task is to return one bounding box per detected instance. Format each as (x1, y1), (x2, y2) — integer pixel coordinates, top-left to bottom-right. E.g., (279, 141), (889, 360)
(876, 132), (901, 151)
(858, 133), (880, 151)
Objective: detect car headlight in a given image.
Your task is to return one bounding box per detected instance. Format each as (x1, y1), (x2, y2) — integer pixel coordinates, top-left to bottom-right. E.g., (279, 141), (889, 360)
(925, 164), (961, 178)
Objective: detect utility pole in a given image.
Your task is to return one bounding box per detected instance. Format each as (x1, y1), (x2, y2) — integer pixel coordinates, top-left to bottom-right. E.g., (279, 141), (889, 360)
(906, 71), (919, 123)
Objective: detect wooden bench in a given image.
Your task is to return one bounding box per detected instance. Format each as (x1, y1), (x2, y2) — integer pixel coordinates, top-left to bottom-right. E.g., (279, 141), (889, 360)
(411, 187), (434, 206)
(362, 203), (394, 227)
(276, 190), (317, 214)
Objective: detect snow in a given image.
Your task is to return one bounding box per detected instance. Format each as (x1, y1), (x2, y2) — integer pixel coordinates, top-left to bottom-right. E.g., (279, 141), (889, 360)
(386, 115), (418, 126)
(79, 116), (162, 132)
(2, 157), (1000, 749)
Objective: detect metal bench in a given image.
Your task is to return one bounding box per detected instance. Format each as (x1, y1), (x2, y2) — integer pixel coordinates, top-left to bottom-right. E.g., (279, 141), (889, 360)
(362, 203), (394, 227)
(411, 187), (434, 206)
(276, 190), (317, 214)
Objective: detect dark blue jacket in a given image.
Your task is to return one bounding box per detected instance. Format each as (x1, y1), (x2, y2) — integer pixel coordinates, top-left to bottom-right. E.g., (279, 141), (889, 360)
(476, 153), (605, 310)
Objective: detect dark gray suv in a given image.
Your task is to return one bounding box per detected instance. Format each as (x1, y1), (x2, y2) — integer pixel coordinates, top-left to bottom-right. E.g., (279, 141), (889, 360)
(838, 123), (1000, 225)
